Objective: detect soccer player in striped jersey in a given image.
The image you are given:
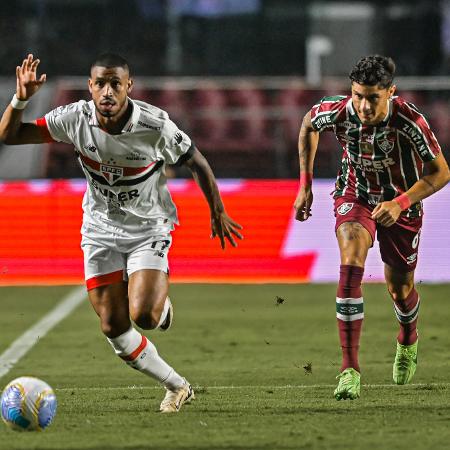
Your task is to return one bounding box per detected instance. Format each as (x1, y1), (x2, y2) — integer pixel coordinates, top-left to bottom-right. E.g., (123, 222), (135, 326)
(0, 54), (243, 413)
(294, 55), (450, 400)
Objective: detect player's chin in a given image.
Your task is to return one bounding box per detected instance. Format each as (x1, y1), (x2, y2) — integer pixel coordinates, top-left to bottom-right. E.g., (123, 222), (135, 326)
(98, 109), (116, 118)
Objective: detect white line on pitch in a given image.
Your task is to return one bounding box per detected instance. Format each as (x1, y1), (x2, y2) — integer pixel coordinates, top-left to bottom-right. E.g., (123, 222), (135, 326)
(56, 382), (450, 392)
(0, 286), (86, 379)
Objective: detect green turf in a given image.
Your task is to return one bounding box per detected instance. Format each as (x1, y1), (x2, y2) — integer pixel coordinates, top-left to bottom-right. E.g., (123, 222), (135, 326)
(0, 284), (449, 449)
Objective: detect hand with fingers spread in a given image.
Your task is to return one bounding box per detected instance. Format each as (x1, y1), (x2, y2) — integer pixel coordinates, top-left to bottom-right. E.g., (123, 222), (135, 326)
(294, 185), (313, 221)
(211, 211), (243, 249)
(371, 200), (402, 227)
(16, 54), (47, 101)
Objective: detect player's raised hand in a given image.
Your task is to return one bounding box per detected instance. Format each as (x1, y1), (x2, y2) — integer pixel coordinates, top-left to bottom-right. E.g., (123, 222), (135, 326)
(294, 186), (313, 221)
(16, 54), (47, 101)
(211, 211), (243, 249)
(371, 200), (402, 227)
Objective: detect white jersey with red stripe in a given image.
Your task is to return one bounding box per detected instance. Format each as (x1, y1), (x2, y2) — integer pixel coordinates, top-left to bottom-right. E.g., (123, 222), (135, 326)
(43, 98), (194, 237)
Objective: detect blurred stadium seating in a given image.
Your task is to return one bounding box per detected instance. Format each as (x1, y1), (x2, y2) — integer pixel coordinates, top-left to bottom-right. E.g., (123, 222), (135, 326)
(40, 78), (450, 179)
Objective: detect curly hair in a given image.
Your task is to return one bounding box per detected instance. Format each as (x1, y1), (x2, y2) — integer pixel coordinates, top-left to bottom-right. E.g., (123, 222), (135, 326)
(349, 55), (395, 89)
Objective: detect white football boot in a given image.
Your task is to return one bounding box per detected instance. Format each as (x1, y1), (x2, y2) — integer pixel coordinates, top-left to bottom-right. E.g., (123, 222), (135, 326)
(160, 380), (195, 413)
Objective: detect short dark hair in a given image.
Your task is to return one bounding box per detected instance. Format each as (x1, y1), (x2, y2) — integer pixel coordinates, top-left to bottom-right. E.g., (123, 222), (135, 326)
(349, 55), (395, 89)
(91, 53), (130, 73)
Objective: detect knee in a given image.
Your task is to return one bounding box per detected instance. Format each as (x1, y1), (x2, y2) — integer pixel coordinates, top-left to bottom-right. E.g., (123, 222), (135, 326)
(387, 283), (414, 303)
(130, 301), (162, 330)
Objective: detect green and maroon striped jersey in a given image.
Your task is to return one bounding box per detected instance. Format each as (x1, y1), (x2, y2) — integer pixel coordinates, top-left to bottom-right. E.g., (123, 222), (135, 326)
(310, 95), (441, 217)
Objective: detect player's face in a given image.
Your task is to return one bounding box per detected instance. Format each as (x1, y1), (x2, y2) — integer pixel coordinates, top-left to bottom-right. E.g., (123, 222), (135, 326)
(89, 66), (133, 118)
(351, 82), (396, 125)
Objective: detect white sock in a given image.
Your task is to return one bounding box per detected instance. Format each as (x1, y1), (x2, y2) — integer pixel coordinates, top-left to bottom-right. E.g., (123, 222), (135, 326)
(107, 326), (185, 390)
(156, 297), (171, 329)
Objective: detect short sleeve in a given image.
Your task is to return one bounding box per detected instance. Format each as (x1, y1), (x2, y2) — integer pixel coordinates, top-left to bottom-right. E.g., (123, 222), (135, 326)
(44, 102), (83, 144)
(158, 118), (193, 165)
(310, 96), (347, 132)
(402, 103), (442, 162)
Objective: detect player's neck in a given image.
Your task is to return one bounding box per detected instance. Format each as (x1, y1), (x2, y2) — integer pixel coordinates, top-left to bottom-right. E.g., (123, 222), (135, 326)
(96, 100), (132, 135)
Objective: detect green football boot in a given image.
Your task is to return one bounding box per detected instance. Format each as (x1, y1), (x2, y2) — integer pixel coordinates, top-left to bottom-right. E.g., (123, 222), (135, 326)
(393, 340), (418, 385)
(334, 368), (361, 400)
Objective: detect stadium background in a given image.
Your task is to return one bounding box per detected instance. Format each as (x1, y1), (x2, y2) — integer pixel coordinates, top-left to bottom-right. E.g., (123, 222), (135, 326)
(0, 2), (450, 450)
(0, 0), (449, 285)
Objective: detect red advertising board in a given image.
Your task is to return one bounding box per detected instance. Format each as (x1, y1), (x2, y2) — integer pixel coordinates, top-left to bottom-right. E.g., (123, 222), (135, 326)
(0, 180), (315, 285)
(1, 179), (448, 285)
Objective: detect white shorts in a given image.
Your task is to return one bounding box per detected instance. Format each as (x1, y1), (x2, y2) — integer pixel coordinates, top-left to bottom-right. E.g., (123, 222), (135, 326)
(81, 224), (172, 290)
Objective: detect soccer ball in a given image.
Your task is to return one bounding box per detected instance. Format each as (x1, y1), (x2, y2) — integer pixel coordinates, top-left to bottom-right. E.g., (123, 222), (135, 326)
(1, 376), (57, 431)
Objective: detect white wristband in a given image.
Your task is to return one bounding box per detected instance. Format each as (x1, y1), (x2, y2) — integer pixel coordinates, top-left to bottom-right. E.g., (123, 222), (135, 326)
(11, 94), (29, 110)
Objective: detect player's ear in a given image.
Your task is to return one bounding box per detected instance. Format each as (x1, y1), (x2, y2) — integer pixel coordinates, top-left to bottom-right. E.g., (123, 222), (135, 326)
(88, 78), (93, 94)
(127, 78), (133, 94)
(389, 84), (396, 98)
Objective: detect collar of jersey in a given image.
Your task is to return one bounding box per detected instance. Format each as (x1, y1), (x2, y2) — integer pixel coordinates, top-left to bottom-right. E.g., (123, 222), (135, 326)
(347, 97), (392, 127)
(88, 98), (140, 134)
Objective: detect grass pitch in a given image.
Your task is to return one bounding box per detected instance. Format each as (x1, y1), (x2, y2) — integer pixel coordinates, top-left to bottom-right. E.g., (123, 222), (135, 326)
(0, 283), (449, 450)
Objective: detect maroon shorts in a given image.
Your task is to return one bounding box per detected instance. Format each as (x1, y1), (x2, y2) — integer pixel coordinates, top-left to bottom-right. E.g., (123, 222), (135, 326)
(334, 196), (422, 272)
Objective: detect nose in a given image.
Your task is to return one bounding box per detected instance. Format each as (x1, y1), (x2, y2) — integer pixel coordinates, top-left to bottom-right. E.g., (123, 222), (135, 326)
(360, 99), (371, 113)
(102, 83), (112, 97)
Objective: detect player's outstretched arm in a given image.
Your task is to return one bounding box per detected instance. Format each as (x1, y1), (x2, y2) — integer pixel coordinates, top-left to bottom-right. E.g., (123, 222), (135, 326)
(372, 153), (450, 227)
(183, 147), (243, 249)
(0, 54), (48, 145)
(294, 111), (320, 222)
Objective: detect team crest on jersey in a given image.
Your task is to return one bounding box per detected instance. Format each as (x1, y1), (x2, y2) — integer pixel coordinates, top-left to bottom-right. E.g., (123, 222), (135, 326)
(337, 202), (354, 215)
(376, 130), (396, 154)
(100, 164), (123, 185)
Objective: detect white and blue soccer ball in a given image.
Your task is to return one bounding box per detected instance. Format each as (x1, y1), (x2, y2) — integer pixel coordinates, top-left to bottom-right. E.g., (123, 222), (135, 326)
(1, 376), (57, 431)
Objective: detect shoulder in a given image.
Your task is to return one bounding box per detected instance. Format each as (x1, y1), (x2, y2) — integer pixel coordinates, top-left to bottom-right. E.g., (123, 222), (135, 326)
(310, 95), (349, 129)
(392, 96), (425, 122)
(313, 95), (349, 109)
(130, 99), (172, 133)
(311, 95), (349, 117)
(46, 100), (90, 121)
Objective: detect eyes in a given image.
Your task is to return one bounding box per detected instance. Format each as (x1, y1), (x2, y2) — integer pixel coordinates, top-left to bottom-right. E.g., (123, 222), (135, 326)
(353, 92), (380, 102)
(94, 79), (122, 90)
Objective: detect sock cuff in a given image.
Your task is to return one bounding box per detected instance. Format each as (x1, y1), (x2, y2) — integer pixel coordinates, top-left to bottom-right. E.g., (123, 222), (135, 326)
(107, 326), (143, 356)
(394, 290), (420, 324)
(336, 297), (364, 321)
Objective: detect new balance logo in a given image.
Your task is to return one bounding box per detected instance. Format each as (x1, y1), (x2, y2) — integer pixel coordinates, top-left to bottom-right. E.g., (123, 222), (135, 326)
(84, 144), (97, 153)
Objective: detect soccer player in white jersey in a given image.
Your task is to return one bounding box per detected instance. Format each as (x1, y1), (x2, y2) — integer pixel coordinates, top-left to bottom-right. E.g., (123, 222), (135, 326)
(0, 53), (243, 413)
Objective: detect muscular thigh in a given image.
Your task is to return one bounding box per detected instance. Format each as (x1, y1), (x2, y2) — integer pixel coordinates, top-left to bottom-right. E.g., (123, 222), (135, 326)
(126, 235), (172, 323)
(337, 222), (373, 267)
(128, 269), (169, 311)
(88, 281), (130, 337)
(334, 197), (375, 267)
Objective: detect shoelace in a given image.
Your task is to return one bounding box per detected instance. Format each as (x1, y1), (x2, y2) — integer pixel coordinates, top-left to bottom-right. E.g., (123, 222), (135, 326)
(336, 372), (354, 388)
(397, 348), (414, 369)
